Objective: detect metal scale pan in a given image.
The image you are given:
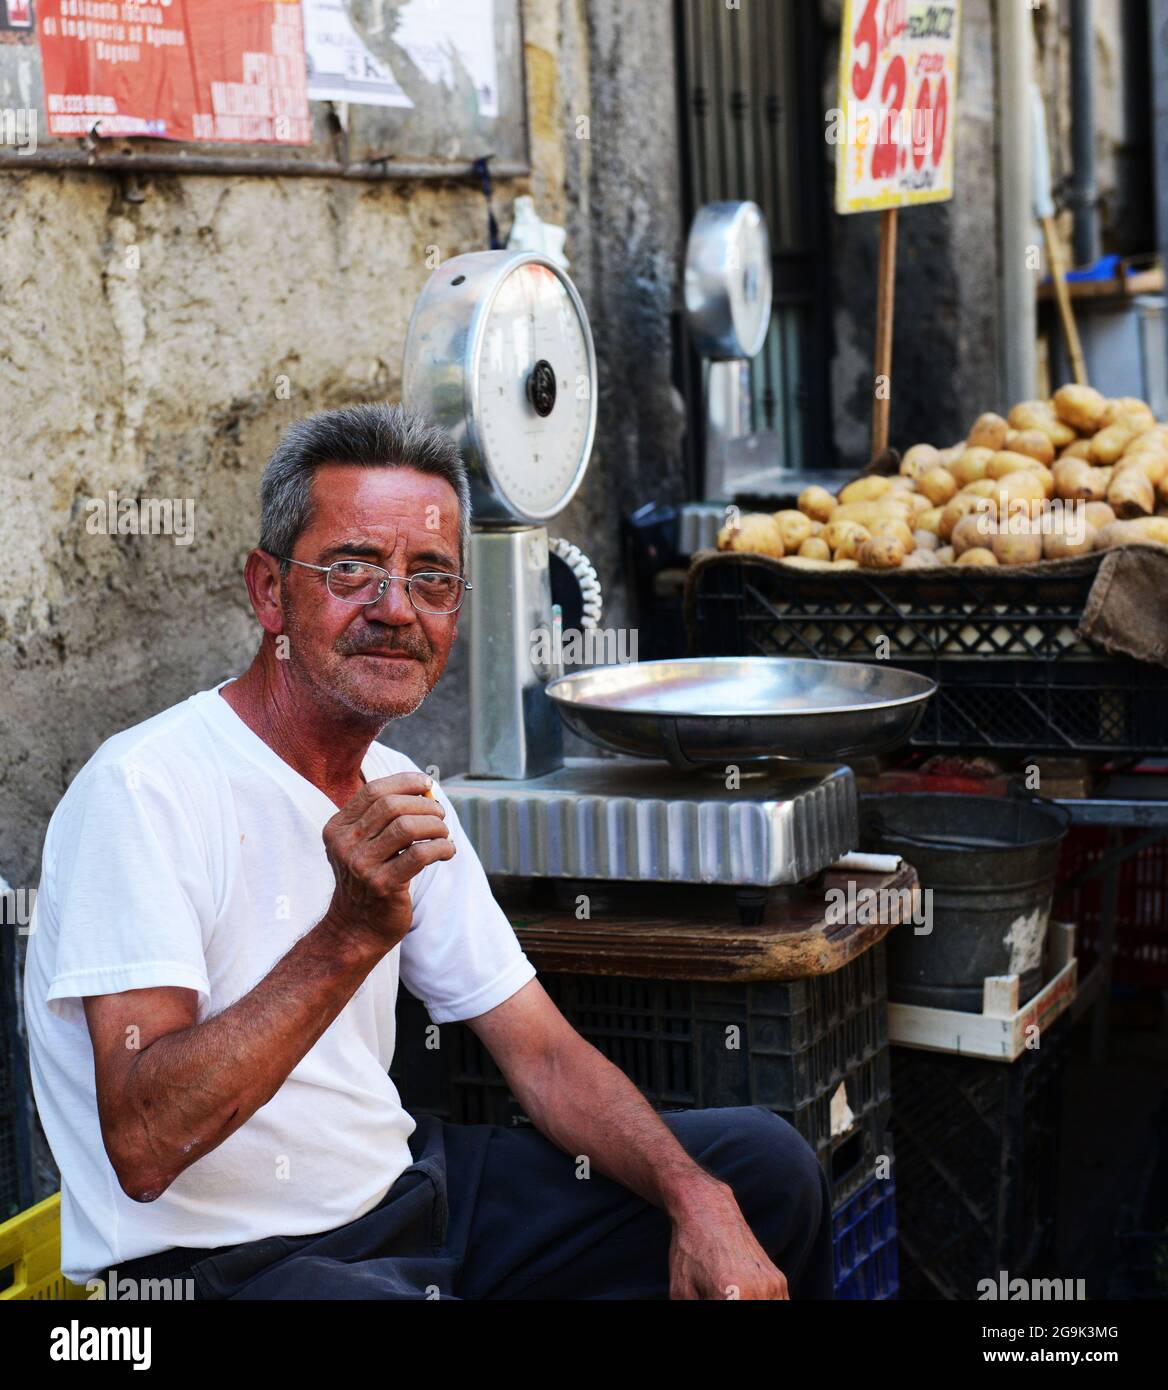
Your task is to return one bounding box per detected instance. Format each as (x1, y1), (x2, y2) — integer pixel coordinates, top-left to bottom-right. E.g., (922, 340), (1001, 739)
(546, 657), (937, 771)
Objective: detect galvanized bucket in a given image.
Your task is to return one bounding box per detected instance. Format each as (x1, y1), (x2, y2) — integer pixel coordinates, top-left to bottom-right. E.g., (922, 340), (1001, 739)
(858, 793), (1072, 1012)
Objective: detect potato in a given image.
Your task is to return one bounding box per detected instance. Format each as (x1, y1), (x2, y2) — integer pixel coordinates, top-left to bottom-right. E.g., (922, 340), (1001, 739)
(858, 536), (906, 570)
(868, 518), (916, 552)
(1046, 418), (1079, 449)
(952, 447), (995, 486)
(716, 513), (785, 557)
(900, 443), (940, 479)
(797, 485), (837, 523)
(1108, 469), (1155, 518)
(825, 519), (871, 559)
(840, 475), (894, 505)
(934, 545), (956, 564)
(952, 512), (998, 556)
(1054, 384), (1108, 434)
(956, 547), (1000, 567)
(940, 493), (992, 540)
(937, 443), (966, 468)
(1127, 427), (1168, 455)
(1089, 423), (1137, 465)
(994, 471), (1047, 517)
(1099, 398), (1155, 432)
(1094, 517), (1168, 550)
(991, 530), (1042, 566)
(808, 519), (825, 537)
(1010, 430), (1055, 467)
(1052, 459), (1111, 502)
(1008, 400), (1055, 431)
(833, 500), (912, 529)
(886, 474), (916, 492)
(774, 509), (813, 551)
(777, 555), (834, 571)
(1058, 439), (1095, 461)
(968, 412), (1010, 451)
(918, 465), (959, 507)
(798, 537), (832, 562)
(913, 528), (939, 552)
(1042, 513), (1095, 559)
(1084, 501), (1117, 530)
(988, 449), (1044, 481)
(961, 478), (1001, 500)
(1116, 451), (1168, 486)
(901, 549), (940, 569)
(904, 491), (934, 519)
(917, 506), (945, 535)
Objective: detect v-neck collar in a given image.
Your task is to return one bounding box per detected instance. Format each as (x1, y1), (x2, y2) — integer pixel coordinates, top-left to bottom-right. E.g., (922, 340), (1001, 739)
(192, 678), (378, 816)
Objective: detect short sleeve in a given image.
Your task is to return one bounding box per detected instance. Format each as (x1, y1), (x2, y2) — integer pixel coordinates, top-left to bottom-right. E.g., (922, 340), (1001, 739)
(42, 760), (214, 1024)
(398, 786), (536, 1023)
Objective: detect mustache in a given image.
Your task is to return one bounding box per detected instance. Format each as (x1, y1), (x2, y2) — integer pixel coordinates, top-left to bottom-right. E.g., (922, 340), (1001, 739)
(336, 633), (432, 660)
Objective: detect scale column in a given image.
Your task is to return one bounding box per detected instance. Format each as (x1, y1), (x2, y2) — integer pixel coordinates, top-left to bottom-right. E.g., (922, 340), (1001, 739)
(467, 527), (565, 780)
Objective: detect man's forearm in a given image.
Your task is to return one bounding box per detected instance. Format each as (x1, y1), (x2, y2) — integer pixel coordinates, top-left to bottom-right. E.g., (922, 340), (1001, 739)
(508, 1031), (731, 1220)
(113, 917), (387, 1200)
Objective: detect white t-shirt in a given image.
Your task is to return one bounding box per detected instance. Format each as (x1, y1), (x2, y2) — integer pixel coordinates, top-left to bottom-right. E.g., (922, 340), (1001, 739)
(23, 680), (536, 1283)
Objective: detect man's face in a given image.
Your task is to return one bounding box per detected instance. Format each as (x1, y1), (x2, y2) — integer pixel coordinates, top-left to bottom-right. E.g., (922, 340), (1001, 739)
(278, 463), (463, 722)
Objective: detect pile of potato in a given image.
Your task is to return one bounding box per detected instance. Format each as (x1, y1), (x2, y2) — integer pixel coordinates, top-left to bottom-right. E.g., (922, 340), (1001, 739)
(716, 385), (1168, 570)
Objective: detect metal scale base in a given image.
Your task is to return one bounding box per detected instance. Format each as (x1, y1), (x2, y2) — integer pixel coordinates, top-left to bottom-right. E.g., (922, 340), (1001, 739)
(444, 757), (858, 920)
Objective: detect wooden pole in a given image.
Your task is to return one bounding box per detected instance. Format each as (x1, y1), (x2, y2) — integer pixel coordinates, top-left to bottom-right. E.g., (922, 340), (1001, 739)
(871, 208), (898, 459)
(1041, 214), (1089, 385)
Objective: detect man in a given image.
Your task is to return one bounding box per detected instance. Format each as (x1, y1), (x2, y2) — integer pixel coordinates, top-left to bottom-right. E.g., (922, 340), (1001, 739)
(24, 403), (833, 1300)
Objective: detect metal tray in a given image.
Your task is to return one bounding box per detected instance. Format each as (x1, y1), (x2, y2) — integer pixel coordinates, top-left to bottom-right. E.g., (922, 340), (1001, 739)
(545, 657), (936, 770)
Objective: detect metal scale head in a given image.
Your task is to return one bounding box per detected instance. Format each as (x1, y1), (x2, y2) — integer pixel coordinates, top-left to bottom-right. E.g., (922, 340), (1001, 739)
(402, 250), (599, 779)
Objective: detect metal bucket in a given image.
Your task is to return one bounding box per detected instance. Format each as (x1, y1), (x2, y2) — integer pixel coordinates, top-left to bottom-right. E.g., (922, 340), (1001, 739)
(858, 794), (1072, 1011)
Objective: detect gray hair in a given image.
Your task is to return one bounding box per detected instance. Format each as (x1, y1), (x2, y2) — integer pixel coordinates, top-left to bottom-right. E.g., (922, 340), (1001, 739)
(258, 403), (471, 574)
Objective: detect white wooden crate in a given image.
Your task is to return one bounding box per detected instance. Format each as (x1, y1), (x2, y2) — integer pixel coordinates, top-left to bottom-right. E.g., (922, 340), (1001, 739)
(887, 922), (1077, 1062)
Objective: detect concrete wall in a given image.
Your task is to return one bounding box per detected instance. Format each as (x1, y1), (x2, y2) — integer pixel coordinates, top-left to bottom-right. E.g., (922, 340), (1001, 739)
(0, 0), (684, 900)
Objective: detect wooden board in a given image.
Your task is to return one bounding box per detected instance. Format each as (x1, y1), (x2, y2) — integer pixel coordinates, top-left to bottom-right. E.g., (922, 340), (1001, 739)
(887, 922), (1078, 1061)
(505, 863), (919, 981)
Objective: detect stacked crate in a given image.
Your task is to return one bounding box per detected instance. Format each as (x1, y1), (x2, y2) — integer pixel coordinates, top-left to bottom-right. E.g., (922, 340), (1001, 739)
(890, 1013), (1071, 1299)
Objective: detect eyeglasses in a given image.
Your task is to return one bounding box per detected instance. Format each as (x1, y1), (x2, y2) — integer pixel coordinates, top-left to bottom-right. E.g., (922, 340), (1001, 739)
(278, 558), (472, 614)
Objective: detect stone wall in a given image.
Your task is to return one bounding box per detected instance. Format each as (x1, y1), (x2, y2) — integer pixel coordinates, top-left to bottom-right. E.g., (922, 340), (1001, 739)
(0, 0), (684, 897)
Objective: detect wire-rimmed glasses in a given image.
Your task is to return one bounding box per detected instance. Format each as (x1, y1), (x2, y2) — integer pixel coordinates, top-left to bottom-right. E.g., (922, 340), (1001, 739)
(278, 557), (471, 615)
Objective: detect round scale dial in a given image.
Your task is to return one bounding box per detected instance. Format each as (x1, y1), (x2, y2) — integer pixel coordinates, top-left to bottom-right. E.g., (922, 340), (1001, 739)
(403, 251), (597, 527)
(684, 201), (773, 361)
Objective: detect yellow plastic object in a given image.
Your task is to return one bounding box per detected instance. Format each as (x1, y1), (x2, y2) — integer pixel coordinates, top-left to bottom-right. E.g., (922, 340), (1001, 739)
(0, 1193), (90, 1300)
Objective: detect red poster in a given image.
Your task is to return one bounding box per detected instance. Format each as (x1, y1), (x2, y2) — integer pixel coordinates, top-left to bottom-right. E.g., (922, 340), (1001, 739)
(38, 0), (311, 144)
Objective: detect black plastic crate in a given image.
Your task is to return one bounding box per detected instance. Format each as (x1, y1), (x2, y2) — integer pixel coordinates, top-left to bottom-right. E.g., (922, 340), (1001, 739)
(890, 1014), (1071, 1300)
(833, 1154), (900, 1300)
(392, 947), (892, 1208)
(685, 552), (1168, 757)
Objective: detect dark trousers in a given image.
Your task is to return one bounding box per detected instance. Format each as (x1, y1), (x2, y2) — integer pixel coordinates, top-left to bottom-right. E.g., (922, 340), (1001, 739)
(107, 1105), (834, 1300)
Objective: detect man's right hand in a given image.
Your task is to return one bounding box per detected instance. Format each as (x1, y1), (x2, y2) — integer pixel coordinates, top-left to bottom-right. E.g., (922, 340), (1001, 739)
(322, 773), (455, 950)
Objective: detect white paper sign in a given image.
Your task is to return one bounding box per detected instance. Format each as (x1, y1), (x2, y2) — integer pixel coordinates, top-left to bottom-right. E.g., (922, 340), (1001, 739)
(302, 0), (498, 118)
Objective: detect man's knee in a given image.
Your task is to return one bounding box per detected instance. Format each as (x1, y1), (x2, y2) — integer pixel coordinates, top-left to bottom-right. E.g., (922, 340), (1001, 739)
(707, 1107), (825, 1241)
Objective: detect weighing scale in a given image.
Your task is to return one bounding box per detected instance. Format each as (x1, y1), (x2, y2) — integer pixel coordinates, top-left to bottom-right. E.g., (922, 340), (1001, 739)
(401, 241), (934, 918)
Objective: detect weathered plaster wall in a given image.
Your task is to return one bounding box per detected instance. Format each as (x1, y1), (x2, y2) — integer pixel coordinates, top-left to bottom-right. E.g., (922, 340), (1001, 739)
(0, 0), (684, 900)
